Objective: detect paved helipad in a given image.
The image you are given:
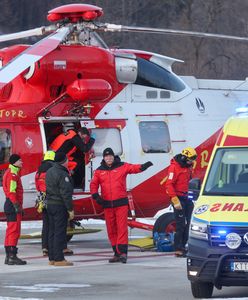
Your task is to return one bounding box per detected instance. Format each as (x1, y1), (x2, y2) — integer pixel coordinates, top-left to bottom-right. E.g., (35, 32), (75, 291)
(0, 221), (247, 300)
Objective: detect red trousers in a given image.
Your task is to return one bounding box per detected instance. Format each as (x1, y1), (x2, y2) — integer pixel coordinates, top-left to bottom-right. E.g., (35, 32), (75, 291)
(104, 205), (128, 254)
(5, 213), (21, 246)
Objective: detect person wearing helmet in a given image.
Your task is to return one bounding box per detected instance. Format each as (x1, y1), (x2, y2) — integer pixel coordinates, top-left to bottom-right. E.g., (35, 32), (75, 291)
(35, 151), (73, 257)
(165, 147), (197, 257)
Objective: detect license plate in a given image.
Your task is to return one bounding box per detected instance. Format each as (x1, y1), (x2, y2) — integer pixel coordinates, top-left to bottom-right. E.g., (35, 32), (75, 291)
(231, 262), (248, 272)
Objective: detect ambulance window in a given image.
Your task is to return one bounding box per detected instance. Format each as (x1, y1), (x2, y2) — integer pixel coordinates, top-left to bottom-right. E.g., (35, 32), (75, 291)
(204, 148), (248, 196)
(135, 57), (185, 92)
(0, 129), (11, 186)
(91, 128), (122, 156)
(139, 121), (171, 153)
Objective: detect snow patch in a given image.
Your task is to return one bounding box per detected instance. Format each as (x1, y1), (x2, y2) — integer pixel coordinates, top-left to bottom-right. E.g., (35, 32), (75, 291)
(5, 283), (90, 293)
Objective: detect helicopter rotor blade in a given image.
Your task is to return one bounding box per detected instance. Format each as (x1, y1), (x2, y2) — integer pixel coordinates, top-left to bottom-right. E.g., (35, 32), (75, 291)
(0, 26), (70, 89)
(0, 25), (57, 43)
(103, 24), (248, 42)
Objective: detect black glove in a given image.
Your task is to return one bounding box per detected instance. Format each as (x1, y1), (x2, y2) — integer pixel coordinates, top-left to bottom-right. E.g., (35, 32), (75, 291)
(140, 161), (153, 171)
(13, 203), (21, 214)
(92, 193), (104, 206)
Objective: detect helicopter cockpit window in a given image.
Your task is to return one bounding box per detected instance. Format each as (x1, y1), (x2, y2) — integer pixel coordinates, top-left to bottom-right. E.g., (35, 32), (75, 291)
(91, 128), (122, 156)
(0, 129), (11, 186)
(135, 57), (185, 92)
(139, 121), (171, 153)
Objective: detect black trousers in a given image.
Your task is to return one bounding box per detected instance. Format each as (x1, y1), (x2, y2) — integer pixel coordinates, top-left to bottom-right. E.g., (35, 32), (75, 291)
(47, 204), (68, 261)
(42, 208), (67, 250)
(42, 209), (49, 249)
(173, 196), (194, 251)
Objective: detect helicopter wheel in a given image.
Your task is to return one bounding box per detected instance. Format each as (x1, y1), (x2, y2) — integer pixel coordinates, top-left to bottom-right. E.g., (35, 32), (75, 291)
(152, 212), (176, 238)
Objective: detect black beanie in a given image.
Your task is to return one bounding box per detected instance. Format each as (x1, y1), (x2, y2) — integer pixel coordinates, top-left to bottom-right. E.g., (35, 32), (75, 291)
(9, 154), (21, 165)
(54, 152), (67, 164)
(103, 147), (115, 157)
(78, 127), (90, 136)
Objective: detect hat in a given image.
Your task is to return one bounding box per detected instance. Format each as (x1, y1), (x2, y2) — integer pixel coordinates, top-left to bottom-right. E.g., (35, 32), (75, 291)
(78, 127), (90, 136)
(44, 150), (55, 161)
(103, 147), (114, 157)
(9, 154), (21, 165)
(54, 152), (67, 164)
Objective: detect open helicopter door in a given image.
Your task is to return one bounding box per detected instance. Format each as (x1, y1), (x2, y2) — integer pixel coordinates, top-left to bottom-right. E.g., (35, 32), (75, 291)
(82, 119), (128, 192)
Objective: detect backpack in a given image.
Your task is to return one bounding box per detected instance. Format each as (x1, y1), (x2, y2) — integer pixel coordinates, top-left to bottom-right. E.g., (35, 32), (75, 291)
(153, 232), (174, 252)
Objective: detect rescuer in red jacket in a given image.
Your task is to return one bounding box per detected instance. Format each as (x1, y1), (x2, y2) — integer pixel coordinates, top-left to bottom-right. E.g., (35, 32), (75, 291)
(165, 147), (197, 257)
(3, 154), (26, 265)
(90, 147), (153, 263)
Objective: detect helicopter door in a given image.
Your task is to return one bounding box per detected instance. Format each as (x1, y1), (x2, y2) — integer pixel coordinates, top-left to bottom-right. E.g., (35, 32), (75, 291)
(83, 120), (126, 192)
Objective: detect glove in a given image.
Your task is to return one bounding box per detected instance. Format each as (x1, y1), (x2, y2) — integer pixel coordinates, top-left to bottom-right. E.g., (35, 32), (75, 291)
(96, 196), (104, 206)
(171, 196), (182, 210)
(140, 161), (153, 171)
(68, 210), (74, 220)
(91, 133), (96, 140)
(13, 203), (21, 214)
(92, 193), (104, 206)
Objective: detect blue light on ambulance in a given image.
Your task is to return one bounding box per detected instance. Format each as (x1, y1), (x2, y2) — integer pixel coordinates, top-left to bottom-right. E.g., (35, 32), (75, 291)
(218, 230), (227, 235)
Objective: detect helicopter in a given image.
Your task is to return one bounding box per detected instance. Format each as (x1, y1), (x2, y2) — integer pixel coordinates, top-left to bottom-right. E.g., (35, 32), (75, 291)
(0, 3), (247, 237)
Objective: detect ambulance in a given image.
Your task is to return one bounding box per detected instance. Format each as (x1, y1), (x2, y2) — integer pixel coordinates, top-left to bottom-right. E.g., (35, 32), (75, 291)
(187, 112), (248, 298)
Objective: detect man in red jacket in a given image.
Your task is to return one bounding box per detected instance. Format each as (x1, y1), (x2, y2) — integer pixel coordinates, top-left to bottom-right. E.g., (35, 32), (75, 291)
(90, 147), (153, 263)
(3, 154), (26, 265)
(165, 147), (197, 257)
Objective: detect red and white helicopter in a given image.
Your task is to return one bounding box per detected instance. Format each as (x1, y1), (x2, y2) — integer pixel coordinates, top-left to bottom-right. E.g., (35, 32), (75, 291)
(0, 3), (247, 235)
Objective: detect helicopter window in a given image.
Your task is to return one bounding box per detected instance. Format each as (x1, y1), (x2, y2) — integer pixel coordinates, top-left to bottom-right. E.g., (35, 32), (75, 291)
(91, 128), (122, 156)
(135, 57), (185, 92)
(139, 121), (171, 153)
(0, 129), (11, 186)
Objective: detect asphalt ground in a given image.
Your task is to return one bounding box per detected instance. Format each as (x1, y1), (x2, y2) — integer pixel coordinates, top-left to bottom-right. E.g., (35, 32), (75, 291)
(0, 221), (248, 300)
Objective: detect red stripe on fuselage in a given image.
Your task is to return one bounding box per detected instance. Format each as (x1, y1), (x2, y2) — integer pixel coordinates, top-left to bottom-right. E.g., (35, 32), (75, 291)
(224, 135), (248, 146)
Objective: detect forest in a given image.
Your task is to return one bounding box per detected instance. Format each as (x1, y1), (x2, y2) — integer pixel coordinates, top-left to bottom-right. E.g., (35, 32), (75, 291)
(0, 0), (248, 80)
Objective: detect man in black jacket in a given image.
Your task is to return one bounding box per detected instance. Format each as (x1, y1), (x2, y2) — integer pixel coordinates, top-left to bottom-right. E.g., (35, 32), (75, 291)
(46, 152), (74, 266)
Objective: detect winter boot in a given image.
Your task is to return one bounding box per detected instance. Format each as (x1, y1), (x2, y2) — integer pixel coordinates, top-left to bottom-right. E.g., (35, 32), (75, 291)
(8, 246), (27, 265)
(109, 246), (121, 263)
(4, 246), (9, 264)
(63, 248), (74, 256)
(108, 255), (121, 263)
(119, 253), (127, 264)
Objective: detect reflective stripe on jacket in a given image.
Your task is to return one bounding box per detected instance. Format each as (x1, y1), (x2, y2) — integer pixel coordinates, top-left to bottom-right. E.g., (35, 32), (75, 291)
(3, 164), (23, 205)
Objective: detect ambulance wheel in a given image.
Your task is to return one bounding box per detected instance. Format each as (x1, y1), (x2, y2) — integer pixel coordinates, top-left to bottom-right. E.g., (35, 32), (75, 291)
(66, 221), (75, 242)
(191, 281), (214, 298)
(153, 212), (176, 234)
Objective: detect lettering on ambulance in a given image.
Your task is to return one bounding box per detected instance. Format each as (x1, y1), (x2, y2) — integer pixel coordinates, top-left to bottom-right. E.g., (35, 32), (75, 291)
(210, 203), (222, 212)
(210, 203), (248, 212)
(200, 150), (209, 168)
(0, 110), (27, 118)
